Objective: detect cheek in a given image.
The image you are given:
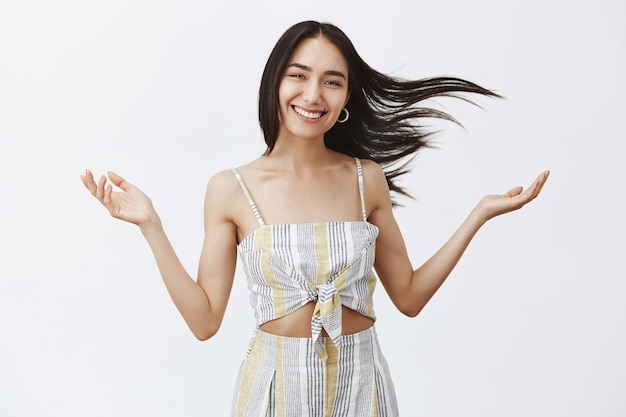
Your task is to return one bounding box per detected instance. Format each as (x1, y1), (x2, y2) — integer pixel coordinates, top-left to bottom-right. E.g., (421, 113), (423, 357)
(278, 81), (293, 103)
(331, 92), (350, 109)
(277, 85), (290, 122)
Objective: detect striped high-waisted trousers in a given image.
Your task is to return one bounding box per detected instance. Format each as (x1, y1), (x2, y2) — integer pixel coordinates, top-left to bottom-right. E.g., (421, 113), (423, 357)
(231, 326), (399, 416)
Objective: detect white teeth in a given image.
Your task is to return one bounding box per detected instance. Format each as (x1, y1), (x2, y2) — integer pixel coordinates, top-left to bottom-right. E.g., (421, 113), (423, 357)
(294, 106), (323, 119)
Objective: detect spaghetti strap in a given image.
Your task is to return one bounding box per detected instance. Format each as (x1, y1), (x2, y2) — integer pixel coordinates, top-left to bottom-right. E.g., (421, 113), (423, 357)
(354, 157), (368, 222)
(230, 168), (265, 226)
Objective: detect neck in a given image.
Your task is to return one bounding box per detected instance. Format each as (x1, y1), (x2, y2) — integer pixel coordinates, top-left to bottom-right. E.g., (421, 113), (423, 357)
(270, 131), (332, 160)
(268, 134), (336, 173)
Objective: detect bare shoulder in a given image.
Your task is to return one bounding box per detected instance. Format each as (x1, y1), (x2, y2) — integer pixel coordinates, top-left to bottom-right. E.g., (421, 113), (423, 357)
(359, 159), (390, 193)
(203, 169), (242, 221)
(206, 169), (240, 196)
(358, 158), (392, 213)
(359, 158), (385, 176)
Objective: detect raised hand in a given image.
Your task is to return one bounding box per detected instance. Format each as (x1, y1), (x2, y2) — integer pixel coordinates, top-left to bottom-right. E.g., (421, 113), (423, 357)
(81, 170), (158, 227)
(477, 170), (550, 221)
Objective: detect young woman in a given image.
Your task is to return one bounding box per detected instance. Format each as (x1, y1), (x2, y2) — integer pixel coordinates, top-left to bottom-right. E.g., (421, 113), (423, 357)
(81, 21), (549, 417)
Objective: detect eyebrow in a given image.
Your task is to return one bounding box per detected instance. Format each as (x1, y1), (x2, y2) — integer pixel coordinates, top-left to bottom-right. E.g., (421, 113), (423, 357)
(287, 63), (347, 80)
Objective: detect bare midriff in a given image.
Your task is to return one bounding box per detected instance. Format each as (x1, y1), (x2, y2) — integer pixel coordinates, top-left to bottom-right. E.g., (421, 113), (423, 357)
(259, 301), (374, 338)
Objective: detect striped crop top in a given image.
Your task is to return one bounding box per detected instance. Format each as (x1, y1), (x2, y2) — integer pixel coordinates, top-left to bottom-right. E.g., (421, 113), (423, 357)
(231, 157), (378, 359)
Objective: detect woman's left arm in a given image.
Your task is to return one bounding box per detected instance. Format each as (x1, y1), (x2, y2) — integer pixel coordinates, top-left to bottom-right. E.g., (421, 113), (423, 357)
(367, 162), (549, 317)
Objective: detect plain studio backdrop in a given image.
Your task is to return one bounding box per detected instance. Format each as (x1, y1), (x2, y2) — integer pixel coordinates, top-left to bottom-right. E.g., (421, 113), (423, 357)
(1, 0), (624, 416)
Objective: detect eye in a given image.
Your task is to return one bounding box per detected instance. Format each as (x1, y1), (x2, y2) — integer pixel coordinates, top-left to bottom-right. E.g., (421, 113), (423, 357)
(287, 73), (305, 79)
(325, 80), (343, 87)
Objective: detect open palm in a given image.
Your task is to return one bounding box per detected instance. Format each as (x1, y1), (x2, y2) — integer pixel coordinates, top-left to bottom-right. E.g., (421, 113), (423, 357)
(81, 170), (157, 226)
(478, 170), (550, 220)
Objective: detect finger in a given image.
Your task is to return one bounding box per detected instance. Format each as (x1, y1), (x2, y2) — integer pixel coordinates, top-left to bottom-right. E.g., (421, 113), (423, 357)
(534, 170), (550, 193)
(103, 183), (113, 206)
(107, 171), (132, 192)
(81, 170), (97, 195)
(95, 175), (107, 201)
(516, 170), (550, 204)
(524, 170), (550, 199)
(80, 171), (88, 186)
(504, 186), (523, 198)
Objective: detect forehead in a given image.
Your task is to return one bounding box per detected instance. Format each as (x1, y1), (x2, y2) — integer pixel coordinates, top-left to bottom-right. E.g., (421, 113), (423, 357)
(288, 36), (348, 74)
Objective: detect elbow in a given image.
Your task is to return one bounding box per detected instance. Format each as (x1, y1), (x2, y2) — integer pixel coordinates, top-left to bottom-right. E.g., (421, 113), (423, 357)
(194, 332), (213, 342)
(396, 299), (424, 318)
(192, 322), (220, 341)
(400, 306), (423, 318)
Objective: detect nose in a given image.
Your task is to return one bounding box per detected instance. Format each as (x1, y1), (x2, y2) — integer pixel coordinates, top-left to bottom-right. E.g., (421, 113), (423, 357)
(302, 81), (321, 104)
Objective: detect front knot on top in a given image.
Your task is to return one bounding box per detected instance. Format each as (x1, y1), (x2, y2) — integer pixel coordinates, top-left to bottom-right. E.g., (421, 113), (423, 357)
(308, 282), (343, 361)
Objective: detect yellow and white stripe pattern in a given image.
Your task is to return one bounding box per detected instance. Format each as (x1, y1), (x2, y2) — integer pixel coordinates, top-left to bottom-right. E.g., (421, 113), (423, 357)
(232, 158), (378, 359)
(231, 327), (399, 416)
(230, 158), (399, 416)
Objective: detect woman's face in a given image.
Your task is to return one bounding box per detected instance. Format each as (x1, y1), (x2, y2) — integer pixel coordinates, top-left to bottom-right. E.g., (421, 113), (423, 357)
(276, 36), (350, 143)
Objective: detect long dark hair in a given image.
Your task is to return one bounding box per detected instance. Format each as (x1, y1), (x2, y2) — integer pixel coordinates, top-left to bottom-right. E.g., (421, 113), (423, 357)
(258, 21), (501, 202)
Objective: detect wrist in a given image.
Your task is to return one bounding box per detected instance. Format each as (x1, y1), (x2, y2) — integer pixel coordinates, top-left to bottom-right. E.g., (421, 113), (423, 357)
(469, 203), (490, 227)
(139, 212), (163, 236)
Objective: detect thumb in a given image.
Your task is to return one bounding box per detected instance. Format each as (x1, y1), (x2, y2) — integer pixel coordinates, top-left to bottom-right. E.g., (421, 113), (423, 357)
(107, 171), (132, 191)
(504, 186), (523, 198)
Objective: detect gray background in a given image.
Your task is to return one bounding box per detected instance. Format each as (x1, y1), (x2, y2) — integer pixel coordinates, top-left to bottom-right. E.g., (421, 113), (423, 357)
(1, 0), (624, 415)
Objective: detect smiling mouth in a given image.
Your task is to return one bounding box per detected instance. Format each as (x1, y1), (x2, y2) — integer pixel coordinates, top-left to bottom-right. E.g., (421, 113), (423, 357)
(293, 105), (326, 120)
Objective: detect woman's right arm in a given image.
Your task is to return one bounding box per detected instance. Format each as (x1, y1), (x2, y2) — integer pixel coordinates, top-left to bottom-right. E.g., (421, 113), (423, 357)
(81, 170), (238, 340)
